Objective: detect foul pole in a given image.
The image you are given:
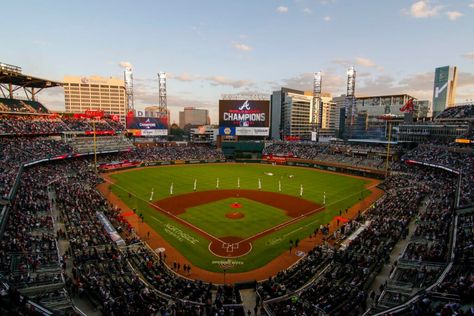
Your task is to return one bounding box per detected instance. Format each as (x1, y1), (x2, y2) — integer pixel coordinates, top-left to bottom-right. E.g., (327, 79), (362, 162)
(385, 121), (392, 177)
(93, 121), (97, 173)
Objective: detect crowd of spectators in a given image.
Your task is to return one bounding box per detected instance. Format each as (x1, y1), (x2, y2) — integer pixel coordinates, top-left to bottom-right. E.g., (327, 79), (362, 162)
(263, 142), (401, 170)
(0, 121), (472, 315)
(258, 245), (329, 299)
(0, 165), (67, 312)
(264, 178), (427, 315)
(435, 103), (474, 120)
(0, 137), (73, 199)
(0, 146), (242, 315)
(397, 208), (473, 316)
(402, 144), (474, 207)
(0, 98), (49, 114)
(0, 114), (126, 135)
(121, 145), (225, 162)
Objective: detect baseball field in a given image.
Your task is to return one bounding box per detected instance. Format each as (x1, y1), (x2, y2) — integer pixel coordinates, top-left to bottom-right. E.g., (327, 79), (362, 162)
(106, 163), (377, 273)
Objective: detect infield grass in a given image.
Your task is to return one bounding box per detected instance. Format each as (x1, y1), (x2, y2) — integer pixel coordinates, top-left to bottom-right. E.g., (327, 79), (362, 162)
(179, 198), (290, 239)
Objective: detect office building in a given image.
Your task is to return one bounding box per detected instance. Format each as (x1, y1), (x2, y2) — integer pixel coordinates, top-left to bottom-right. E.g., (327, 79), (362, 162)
(179, 107), (210, 128)
(64, 75), (128, 121)
(271, 88), (314, 140)
(432, 66), (458, 117)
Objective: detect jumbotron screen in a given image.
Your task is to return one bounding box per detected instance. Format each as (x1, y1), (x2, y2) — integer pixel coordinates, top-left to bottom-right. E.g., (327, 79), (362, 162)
(219, 100), (270, 136)
(126, 117), (168, 136)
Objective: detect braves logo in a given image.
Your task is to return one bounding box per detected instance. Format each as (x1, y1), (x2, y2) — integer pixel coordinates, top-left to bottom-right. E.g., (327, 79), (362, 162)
(238, 100), (251, 111)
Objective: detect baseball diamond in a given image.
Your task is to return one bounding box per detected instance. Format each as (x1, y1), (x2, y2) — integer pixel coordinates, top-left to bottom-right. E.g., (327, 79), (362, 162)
(102, 163), (383, 275)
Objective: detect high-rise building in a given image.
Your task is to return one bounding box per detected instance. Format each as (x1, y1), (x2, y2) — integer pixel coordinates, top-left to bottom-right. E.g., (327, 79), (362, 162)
(178, 107), (210, 128)
(271, 88), (314, 140)
(143, 106), (170, 129)
(63, 75), (128, 121)
(432, 66), (457, 117)
(320, 96), (339, 130)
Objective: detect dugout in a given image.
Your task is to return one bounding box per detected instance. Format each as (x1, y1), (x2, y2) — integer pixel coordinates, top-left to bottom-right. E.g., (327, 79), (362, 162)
(221, 141), (265, 159)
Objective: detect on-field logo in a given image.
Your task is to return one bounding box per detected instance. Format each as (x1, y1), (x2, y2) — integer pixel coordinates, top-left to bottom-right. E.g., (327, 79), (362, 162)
(238, 100), (251, 111)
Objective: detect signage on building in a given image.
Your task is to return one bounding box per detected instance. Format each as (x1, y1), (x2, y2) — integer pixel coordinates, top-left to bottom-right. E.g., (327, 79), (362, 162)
(128, 129), (168, 136)
(219, 99), (270, 136)
(126, 117), (168, 130)
(235, 127), (270, 136)
(219, 127), (236, 136)
(126, 115), (168, 136)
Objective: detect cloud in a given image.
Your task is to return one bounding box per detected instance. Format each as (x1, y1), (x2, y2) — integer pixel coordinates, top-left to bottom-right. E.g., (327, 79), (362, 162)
(358, 71), (474, 101)
(355, 57), (376, 68)
(37, 86), (65, 112)
(332, 57), (380, 69)
(463, 52), (474, 60)
(407, 0), (442, 18)
(470, 2), (474, 8)
(169, 72), (254, 88)
(457, 72), (474, 87)
(303, 8), (312, 14)
(118, 61), (132, 68)
(206, 76), (254, 88)
(276, 6), (289, 13)
(233, 43), (253, 52)
(279, 71), (345, 94)
(170, 72), (201, 82)
(323, 15), (331, 21)
(446, 11), (463, 20)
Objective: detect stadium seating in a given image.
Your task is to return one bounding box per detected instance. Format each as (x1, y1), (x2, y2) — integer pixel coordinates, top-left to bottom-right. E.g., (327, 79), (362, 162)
(435, 103), (474, 120)
(0, 98), (49, 114)
(263, 142), (400, 170)
(68, 135), (133, 153)
(0, 112), (472, 316)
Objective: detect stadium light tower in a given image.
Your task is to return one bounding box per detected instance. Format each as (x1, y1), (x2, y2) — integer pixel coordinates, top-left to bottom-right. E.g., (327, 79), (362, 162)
(312, 72), (322, 141)
(344, 66), (357, 138)
(124, 67), (134, 111)
(158, 72), (167, 109)
(346, 66), (356, 123)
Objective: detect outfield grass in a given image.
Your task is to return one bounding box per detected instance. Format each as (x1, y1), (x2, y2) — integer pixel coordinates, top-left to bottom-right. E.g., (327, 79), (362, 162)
(110, 163), (372, 273)
(179, 198), (290, 239)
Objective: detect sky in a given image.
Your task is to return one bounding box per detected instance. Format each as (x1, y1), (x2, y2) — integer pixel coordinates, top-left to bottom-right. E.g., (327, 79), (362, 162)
(2, 0), (474, 123)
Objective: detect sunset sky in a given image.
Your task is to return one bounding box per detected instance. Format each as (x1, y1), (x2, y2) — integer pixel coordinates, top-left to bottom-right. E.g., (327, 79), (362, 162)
(2, 0), (474, 123)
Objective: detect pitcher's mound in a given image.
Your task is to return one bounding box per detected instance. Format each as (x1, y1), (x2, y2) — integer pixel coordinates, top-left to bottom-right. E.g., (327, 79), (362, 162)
(230, 202), (242, 208)
(226, 212), (245, 219)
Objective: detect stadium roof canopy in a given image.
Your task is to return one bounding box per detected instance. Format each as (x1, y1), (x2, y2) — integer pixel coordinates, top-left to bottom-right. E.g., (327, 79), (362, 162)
(0, 62), (62, 100)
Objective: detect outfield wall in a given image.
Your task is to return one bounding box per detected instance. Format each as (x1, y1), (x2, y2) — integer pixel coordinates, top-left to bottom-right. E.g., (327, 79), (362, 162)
(99, 159), (229, 172)
(99, 157), (386, 180)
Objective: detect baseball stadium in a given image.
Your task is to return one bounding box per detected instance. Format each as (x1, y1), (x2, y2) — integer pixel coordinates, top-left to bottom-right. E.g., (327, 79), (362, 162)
(1, 11), (473, 316)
